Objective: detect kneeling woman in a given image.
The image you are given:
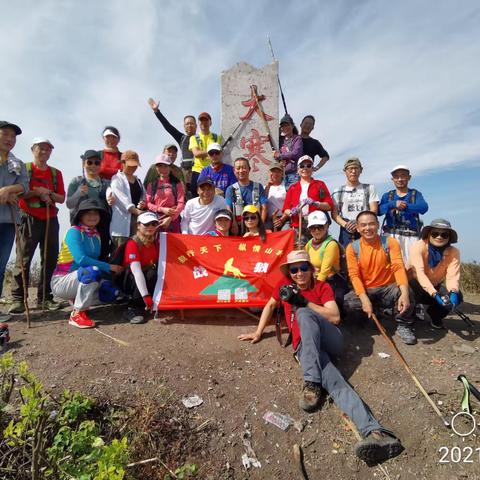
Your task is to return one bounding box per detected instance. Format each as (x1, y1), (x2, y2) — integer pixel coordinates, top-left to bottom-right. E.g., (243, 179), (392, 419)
(304, 211), (348, 312)
(51, 199), (123, 328)
(118, 212), (160, 324)
(408, 218), (463, 329)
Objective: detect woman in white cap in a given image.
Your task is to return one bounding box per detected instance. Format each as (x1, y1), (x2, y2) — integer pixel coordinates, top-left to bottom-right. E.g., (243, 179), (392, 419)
(99, 126), (122, 180)
(304, 211), (348, 312)
(408, 218), (462, 329)
(145, 153), (185, 233)
(206, 209), (233, 236)
(114, 211), (160, 324)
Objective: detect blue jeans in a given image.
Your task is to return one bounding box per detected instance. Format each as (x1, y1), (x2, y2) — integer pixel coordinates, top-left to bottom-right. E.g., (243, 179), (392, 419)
(0, 223), (16, 297)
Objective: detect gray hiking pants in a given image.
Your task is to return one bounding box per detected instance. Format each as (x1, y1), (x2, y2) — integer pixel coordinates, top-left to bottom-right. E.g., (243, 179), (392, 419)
(51, 272), (99, 311)
(295, 307), (389, 437)
(344, 283), (415, 324)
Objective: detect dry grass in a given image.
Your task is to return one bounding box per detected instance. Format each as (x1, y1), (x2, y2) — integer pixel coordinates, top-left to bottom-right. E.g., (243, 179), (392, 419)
(460, 262), (480, 294)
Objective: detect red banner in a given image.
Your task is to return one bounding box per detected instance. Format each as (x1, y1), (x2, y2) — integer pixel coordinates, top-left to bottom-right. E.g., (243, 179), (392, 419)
(153, 231), (294, 310)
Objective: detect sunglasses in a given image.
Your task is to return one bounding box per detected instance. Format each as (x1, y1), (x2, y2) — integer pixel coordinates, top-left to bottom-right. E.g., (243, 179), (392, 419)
(244, 215), (258, 221)
(289, 263), (310, 274)
(430, 231), (449, 239)
(143, 221), (159, 227)
(309, 224), (325, 231)
(209, 151), (221, 156)
(299, 163), (313, 169)
(86, 160), (101, 166)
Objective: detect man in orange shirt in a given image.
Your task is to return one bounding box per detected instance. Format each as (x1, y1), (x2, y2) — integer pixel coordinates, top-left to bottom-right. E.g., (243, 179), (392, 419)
(344, 211), (416, 345)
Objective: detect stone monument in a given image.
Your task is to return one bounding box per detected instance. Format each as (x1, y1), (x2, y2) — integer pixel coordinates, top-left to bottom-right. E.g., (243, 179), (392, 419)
(221, 62), (279, 185)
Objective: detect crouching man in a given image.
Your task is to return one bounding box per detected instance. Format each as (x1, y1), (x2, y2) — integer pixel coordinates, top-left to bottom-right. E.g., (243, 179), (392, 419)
(115, 212), (159, 324)
(238, 250), (403, 463)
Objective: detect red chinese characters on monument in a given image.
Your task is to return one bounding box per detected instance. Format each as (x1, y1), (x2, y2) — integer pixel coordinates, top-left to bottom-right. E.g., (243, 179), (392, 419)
(240, 129), (272, 172)
(239, 90), (274, 122)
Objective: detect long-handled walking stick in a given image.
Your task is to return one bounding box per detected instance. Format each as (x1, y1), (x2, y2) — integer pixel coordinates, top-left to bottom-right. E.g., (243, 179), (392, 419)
(370, 313), (449, 427)
(42, 205), (50, 311)
(251, 85), (276, 150)
(9, 205), (31, 328)
(267, 36), (289, 116)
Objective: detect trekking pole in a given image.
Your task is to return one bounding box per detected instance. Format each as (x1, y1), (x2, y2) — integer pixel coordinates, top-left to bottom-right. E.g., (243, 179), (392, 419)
(251, 85), (276, 150)
(9, 205), (31, 328)
(370, 313), (449, 427)
(222, 118), (250, 149)
(455, 309), (476, 330)
(42, 204), (50, 311)
(267, 36), (288, 116)
(296, 200), (305, 249)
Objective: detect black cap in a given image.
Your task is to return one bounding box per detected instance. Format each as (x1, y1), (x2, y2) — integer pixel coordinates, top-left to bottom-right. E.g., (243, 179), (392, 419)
(0, 121), (22, 135)
(72, 198), (107, 226)
(81, 149), (101, 160)
(280, 114), (294, 125)
(197, 176), (214, 187)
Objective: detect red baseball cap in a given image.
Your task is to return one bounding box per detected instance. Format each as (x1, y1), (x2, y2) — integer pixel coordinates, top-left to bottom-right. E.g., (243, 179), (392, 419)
(198, 112), (211, 121)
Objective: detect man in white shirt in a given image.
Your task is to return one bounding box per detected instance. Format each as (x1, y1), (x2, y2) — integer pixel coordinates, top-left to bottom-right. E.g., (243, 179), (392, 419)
(331, 157), (379, 247)
(181, 176), (227, 235)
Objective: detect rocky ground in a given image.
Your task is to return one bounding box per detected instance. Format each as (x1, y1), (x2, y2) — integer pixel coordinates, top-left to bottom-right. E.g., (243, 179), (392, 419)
(2, 293), (480, 479)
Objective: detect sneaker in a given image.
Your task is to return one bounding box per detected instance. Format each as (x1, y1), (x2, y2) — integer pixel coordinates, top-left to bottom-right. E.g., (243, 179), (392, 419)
(396, 324), (417, 345)
(69, 311), (96, 329)
(355, 430), (404, 464)
(430, 317), (445, 330)
(298, 381), (323, 412)
(8, 301), (25, 314)
(36, 299), (62, 311)
(124, 308), (146, 325)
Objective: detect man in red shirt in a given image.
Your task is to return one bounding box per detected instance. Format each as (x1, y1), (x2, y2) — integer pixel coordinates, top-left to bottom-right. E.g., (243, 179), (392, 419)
(118, 211), (159, 324)
(238, 250), (403, 463)
(10, 138), (65, 313)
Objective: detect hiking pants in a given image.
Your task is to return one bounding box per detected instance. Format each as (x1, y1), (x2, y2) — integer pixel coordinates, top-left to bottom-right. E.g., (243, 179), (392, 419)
(410, 279), (463, 323)
(338, 227), (360, 248)
(343, 283), (415, 324)
(51, 272), (99, 311)
(118, 266), (157, 309)
(11, 215), (59, 303)
(295, 307), (389, 437)
(0, 223), (16, 297)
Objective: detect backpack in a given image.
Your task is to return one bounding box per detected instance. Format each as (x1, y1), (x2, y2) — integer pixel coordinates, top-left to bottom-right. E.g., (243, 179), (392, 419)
(384, 189), (422, 233)
(306, 235), (348, 280)
(231, 181), (261, 218)
(336, 183), (370, 216)
(351, 235), (391, 265)
(25, 162), (59, 209)
(194, 133), (218, 150)
(147, 174), (179, 203)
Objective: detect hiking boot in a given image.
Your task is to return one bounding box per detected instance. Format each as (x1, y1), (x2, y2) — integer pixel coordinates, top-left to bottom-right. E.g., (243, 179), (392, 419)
(36, 299), (63, 311)
(430, 316), (445, 330)
(355, 430), (404, 464)
(8, 301), (25, 315)
(124, 308), (146, 325)
(396, 324), (417, 345)
(298, 381), (323, 412)
(69, 311), (96, 329)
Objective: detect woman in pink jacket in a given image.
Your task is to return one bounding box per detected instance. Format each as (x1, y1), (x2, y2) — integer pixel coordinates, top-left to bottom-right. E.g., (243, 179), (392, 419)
(408, 218), (462, 329)
(145, 154), (185, 233)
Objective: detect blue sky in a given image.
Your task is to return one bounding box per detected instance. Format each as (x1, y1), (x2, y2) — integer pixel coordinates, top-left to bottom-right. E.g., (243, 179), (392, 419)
(1, 0), (479, 260)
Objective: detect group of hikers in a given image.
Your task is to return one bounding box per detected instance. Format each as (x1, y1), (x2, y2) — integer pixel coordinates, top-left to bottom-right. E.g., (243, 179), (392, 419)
(0, 101), (462, 464)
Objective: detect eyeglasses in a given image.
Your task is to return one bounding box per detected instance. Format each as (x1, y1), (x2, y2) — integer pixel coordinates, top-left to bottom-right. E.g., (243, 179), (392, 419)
(430, 231), (449, 239)
(289, 263), (310, 274)
(143, 221), (159, 227)
(86, 160), (101, 166)
(244, 215), (258, 221)
(299, 163), (313, 169)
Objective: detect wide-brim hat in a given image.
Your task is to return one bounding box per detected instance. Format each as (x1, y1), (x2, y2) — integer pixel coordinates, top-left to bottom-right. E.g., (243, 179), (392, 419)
(279, 250), (314, 277)
(421, 218), (458, 244)
(72, 198), (108, 226)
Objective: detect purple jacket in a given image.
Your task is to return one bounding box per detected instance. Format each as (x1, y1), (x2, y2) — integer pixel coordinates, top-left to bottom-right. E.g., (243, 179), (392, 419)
(279, 135), (303, 173)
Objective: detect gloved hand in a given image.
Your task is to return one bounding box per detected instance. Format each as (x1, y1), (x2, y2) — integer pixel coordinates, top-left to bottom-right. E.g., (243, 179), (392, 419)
(77, 266), (101, 284)
(143, 295), (154, 311)
(286, 292), (308, 308)
(290, 207), (299, 216)
(98, 280), (120, 303)
(449, 291), (460, 310)
(304, 198), (315, 206)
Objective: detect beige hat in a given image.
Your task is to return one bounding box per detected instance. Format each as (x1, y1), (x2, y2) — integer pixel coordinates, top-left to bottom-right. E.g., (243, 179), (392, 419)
(344, 157), (362, 170)
(280, 250), (314, 276)
(269, 162), (284, 171)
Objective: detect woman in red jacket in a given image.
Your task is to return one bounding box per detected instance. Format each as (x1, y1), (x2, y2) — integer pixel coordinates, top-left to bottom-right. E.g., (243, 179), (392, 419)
(281, 155), (333, 248)
(99, 126), (122, 180)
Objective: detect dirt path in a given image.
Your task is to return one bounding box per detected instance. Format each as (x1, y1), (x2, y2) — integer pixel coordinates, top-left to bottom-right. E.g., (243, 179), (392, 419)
(3, 294), (480, 479)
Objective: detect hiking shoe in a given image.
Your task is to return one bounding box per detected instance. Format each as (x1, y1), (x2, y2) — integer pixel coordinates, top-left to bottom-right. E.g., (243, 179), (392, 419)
(0, 313), (11, 323)
(396, 324), (417, 345)
(8, 301), (25, 314)
(124, 308), (146, 325)
(36, 299), (63, 311)
(69, 311), (96, 329)
(430, 317), (445, 330)
(298, 381), (323, 412)
(355, 431), (404, 464)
